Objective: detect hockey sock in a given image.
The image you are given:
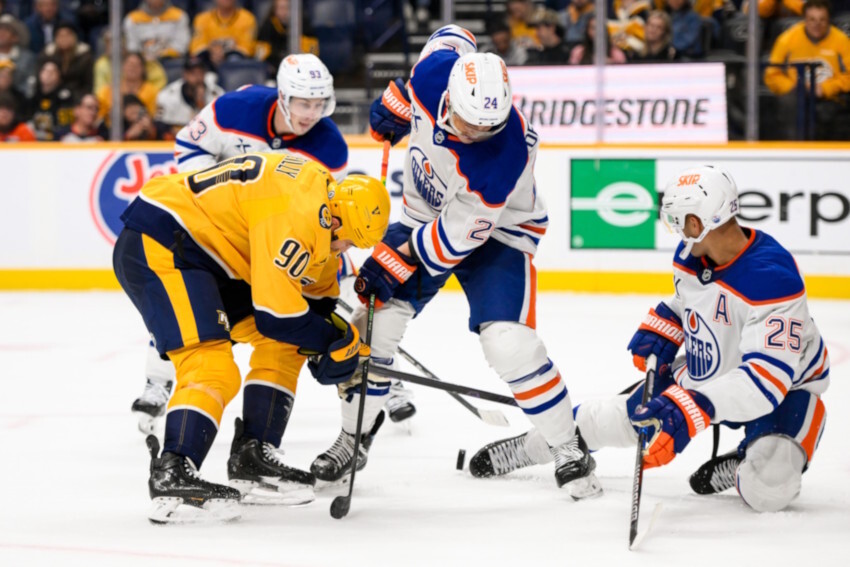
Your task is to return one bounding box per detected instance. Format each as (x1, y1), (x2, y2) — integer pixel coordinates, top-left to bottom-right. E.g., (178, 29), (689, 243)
(341, 380), (390, 434)
(163, 408), (218, 467)
(241, 383), (295, 448)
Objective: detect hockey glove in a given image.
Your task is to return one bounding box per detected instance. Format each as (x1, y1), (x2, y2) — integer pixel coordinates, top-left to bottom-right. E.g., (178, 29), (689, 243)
(306, 313), (370, 386)
(627, 302), (684, 377)
(369, 78), (412, 146)
(354, 242), (417, 308)
(630, 385), (715, 469)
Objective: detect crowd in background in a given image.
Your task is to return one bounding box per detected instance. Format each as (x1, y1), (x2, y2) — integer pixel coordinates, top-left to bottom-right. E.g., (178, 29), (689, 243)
(0, 0), (848, 142)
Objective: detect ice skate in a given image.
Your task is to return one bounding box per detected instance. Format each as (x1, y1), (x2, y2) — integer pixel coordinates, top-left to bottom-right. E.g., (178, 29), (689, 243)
(689, 450), (741, 495)
(469, 432), (538, 478)
(131, 378), (173, 435)
(227, 418), (316, 506)
(146, 435), (241, 524)
(386, 380), (416, 423)
(311, 411), (385, 485)
(552, 434), (603, 501)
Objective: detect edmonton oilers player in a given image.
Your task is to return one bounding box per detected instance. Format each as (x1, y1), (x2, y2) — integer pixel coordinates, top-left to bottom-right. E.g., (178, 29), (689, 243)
(309, 25), (602, 500)
(129, 54), (350, 500)
(467, 166), (830, 513)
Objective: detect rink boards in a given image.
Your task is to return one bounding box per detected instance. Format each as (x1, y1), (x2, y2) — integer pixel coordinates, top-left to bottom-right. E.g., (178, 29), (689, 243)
(0, 140), (848, 298)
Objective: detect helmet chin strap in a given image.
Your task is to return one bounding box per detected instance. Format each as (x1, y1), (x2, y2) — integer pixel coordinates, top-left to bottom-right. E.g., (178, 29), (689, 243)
(277, 94), (294, 133)
(677, 224), (711, 260)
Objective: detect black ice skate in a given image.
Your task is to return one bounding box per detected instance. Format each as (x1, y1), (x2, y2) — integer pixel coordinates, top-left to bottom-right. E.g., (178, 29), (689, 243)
(131, 378), (173, 435)
(552, 434), (603, 501)
(311, 411), (385, 484)
(469, 432), (538, 478)
(689, 450), (741, 495)
(146, 435), (241, 524)
(386, 381), (416, 423)
(227, 418), (316, 505)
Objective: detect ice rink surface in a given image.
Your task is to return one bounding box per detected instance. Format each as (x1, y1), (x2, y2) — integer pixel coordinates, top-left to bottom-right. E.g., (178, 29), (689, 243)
(1, 290), (848, 567)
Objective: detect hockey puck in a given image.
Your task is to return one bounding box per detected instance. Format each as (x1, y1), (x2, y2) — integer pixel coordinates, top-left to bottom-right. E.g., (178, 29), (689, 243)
(456, 449), (466, 470)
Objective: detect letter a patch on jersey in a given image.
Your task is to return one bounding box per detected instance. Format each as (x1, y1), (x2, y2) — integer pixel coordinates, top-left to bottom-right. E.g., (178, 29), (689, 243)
(713, 292), (731, 326)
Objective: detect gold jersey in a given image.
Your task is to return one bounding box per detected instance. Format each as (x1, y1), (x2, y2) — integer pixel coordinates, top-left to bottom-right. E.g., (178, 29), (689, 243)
(125, 153), (339, 322)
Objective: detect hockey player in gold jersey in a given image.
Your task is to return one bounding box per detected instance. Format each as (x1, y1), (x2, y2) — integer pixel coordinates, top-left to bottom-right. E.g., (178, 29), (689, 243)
(113, 152), (390, 523)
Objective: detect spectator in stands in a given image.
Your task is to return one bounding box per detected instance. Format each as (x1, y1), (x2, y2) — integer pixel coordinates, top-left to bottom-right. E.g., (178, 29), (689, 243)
(97, 52), (161, 126)
(667, 0), (705, 58)
(750, 0), (803, 19)
(609, 0), (650, 58)
(569, 14), (628, 64)
(0, 13), (34, 95)
(527, 9), (571, 64)
(155, 56), (223, 139)
(0, 59), (26, 110)
(24, 0), (74, 53)
(483, 18), (528, 66)
(506, 0), (541, 48)
(37, 21), (92, 98)
(190, 0), (258, 69)
(124, 0), (191, 61)
(563, 0), (595, 48)
(256, 0), (319, 76)
(122, 93), (160, 140)
(55, 92), (108, 141)
(765, 0), (850, 139)
(25, 57), (73, 139)
(633, 9), (679, 60)
(0, 90), (34, 140)
(93, 29), (168, 94)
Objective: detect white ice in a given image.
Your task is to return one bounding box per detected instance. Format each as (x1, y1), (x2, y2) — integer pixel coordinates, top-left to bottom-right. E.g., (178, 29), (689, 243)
(1, 291), (849, 567)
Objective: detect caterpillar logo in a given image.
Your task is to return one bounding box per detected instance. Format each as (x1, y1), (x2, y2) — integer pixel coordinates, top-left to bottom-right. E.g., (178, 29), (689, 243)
(464, 62), (477, 84)
(677, 174), (701, 187)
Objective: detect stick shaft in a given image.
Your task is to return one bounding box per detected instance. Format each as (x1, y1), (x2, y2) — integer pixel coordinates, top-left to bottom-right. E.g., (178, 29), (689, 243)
(370, 366), (519, 407)
(629, 354), (657, 548)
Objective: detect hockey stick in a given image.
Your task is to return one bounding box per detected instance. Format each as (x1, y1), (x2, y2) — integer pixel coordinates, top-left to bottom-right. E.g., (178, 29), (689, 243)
(330, 294), (376, 520)
(629, 354), (658, 550)
(370, 366), (519, 408)
(329, 140), (391, 519)
(336, 299), (510, 426)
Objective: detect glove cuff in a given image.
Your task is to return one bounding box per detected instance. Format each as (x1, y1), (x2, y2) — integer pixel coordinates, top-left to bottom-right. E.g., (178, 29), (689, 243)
(382, 80), (412, 121)
(639, 306), (685, 346)
(661, 385), (713, 437)
(372, 242), (417, 284)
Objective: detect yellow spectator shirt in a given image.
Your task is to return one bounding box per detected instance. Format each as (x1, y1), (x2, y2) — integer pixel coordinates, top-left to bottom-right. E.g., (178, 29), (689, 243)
(765, 22), (850, 99)
(190, 8), (257, 57)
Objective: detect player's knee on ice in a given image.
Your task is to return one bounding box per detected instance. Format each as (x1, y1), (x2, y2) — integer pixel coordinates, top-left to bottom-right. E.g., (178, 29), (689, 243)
(737, 436), (805, 513)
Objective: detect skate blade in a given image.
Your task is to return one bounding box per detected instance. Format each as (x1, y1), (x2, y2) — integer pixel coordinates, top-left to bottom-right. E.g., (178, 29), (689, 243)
(314, 477), (350, 491)
(565, 473), (604, 501)
(148, 496), (241, 525)
(231, 479), (315, 506)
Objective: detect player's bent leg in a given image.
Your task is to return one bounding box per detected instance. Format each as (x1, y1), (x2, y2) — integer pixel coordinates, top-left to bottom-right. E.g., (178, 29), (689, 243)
(575, 395), (638, 451)
(132, 343), (176, 435)
(148, 340), (243, 524)
(479, 321), (601, 499)
(736, 435), (806, 512)
(469, 427), (554, 478)
(225, 317), (315, 504)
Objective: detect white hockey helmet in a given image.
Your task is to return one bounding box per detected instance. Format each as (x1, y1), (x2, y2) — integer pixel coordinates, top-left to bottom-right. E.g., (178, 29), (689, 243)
(437, 52), (512, 142)
(276, 54), (336, 130)
(661, 165), (740, 259)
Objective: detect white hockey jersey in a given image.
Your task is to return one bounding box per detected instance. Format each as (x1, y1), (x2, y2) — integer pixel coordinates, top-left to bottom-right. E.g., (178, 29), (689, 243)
(666, 229), (829, 425)
(401, 27), (548, 276)
(173, 85), (347, 176)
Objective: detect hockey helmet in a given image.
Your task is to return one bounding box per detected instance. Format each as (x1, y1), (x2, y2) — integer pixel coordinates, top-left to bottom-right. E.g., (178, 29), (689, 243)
(328, 175), (390, 249)
(276, 54), (336, 130)
(661, 165), (740, 259)
(437, 52), (512, 142)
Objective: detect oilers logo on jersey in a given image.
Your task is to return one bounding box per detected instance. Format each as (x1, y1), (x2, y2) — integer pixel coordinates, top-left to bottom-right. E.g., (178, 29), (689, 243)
(684, 308), (721, 380)
(410, 146), (447, 209)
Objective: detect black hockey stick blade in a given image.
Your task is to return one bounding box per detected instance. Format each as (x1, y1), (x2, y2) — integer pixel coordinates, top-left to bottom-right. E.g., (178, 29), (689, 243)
(629, 354), (657, 550)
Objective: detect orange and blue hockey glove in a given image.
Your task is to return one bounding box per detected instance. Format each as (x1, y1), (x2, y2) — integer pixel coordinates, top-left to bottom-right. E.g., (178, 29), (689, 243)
(369, 78), (411, 145)
(354, 242), (417, 308)
(630, 385), (715, 469)
(627, 302), (684, 377)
